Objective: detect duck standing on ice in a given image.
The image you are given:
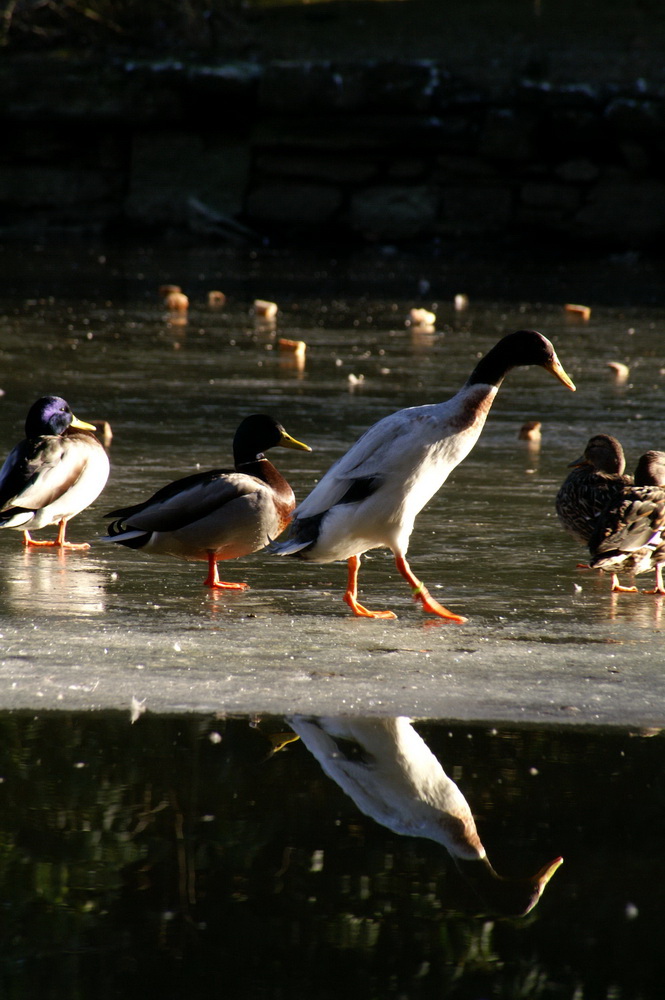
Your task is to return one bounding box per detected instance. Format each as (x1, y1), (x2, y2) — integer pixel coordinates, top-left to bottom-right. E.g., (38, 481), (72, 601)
(272, 330), (575, 621)
(588, 450), (665, 594)
(102, 414), (311, 590)
(555, 433), (632, 548)
(0, 395), (110, 550)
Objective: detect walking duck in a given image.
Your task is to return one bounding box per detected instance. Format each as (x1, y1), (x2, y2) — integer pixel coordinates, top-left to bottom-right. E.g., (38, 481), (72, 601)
(272, 330), (575, 620)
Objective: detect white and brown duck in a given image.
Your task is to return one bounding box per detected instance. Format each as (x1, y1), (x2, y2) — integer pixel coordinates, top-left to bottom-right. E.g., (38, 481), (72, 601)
(273, 330), (575, 621)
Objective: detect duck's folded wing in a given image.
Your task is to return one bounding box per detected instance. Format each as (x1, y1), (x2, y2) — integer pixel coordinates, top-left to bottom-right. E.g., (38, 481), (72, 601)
(0, 442), (27, 508)
(592, 494), (665, 557)
(0, 437), (86, 511)
(105, 470), (261, 533)
(294, 411), (427, 517)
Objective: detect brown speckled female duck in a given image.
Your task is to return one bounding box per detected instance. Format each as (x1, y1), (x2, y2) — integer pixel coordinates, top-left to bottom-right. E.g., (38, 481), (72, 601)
(589, 450), (665, 593)
(555, 433), (633, 548)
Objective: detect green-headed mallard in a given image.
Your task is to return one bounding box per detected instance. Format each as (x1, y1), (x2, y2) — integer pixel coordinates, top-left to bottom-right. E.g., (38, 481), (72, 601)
(102, 413), (311, 590)
(0, 395), (110, 550)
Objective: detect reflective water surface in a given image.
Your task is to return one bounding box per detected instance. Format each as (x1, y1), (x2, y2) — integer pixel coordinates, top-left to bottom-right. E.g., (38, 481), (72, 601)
(0, 710), (662, 999)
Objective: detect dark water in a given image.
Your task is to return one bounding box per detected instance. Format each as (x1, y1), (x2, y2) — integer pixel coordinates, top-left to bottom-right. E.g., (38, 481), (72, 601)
(0, 710), (662, 1000)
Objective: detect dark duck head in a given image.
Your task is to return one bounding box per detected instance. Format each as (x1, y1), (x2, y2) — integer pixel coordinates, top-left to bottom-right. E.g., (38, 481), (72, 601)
(25, 395), (96, 438)
(232, 413), (311, 468)
(634, 450), (665, 487)
(466, 330), (576, 391)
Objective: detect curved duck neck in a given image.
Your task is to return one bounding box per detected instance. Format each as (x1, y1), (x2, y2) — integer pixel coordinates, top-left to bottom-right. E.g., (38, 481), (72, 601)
(236, 455), (294, 501)
(465, 342), (515, 389)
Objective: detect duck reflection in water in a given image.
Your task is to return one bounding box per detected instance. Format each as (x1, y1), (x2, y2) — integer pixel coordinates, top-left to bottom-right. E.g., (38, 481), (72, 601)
(1, 550), (107, 616)
(288, 715), (562, 918)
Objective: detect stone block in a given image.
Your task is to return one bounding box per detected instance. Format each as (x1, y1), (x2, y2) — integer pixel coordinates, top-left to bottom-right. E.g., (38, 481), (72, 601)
(440, 184), (513, 233)
(125, 132), (250, 227)
(361, 60), (439, 112)
(434, 153), (497, 178)
(574, 179), (665, 245)
(255, 151), (376, 185)
(516, 81), (603, 111)
(555, 158), (600, 182)
(479, 108), (533, 161)
(246, 180), (343, 225)
(258, 61), (337, 112)
(521, 182), (580, 212)
(605, 98), (665, 140)
(349, 184), (439, 239)
(0, 166), (116, 207)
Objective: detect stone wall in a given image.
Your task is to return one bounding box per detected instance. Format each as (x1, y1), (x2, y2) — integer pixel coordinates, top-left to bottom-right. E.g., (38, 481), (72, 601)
(2, 54), (665, 247)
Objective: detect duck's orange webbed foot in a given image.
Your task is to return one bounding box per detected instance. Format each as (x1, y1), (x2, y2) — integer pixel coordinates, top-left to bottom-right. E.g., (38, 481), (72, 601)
(343, 554), (397, 619)
(343, 591), (397, 619)
(412, 582), (467, 623)
(22, 526), (89, 550)
(610, 573), (638, 593)
(204, 554), (249, 590)
(394, 554), (466, 623)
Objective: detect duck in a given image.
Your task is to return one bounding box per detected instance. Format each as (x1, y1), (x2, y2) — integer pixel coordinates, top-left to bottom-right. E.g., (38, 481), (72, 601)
(0, 395), (110, 550)
(101, 414), (311, 590)
(555, 433), (633, 548)
(518, 419), (542, 443)
(288, 715), (563, 917)
(271, 330), (575, 620)
(588, 450), (665, 593)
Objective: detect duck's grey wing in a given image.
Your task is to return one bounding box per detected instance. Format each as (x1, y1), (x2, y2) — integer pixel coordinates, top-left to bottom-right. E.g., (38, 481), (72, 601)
(105, 470), (263, 534)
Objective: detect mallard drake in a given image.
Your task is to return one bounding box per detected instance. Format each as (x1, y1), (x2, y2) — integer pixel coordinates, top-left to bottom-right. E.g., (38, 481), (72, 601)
(555, 433), (633, 548)
(588, 450), (665, 593)
(0, 395), (110, 550)
(272, 330), (575, 620)
(102, 414), (311, 590)
(289, 715), (563, 917)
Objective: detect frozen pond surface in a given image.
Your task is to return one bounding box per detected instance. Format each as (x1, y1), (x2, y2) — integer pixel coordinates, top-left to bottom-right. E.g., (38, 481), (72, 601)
(0, 241), (664, 726)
